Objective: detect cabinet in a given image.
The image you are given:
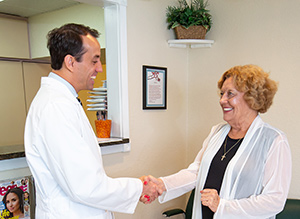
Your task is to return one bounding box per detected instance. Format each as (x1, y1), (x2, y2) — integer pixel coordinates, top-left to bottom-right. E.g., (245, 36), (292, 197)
(0, 61), (51, 155)
(0, 61), (26, 153)
(23, 62), (51, 112)
(0, 16), (30, 58)
(0, 14), (51, 157)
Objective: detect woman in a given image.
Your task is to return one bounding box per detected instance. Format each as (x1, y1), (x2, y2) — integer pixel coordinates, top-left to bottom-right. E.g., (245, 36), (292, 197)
(2, 187), (24, 218)
(149, 65), (292, 219)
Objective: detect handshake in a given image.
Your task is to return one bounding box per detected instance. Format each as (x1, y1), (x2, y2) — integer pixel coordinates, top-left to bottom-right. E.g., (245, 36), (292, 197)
(139, 175), (166, 204)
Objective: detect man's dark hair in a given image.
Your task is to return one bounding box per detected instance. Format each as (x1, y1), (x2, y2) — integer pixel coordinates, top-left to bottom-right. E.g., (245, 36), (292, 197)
(47, 23), (100, 70)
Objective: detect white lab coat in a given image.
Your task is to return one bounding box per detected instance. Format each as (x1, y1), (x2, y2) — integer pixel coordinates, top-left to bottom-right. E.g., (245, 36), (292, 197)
(25, 77), (142, 219)
(159, 115), (292, 219)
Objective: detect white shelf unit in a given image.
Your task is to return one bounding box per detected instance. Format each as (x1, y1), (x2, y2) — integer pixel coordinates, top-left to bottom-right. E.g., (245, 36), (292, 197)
(168, 39), (214, 48)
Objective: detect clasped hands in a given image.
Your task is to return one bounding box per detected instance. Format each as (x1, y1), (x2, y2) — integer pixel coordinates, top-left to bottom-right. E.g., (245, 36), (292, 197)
(139, 175), (165, 204)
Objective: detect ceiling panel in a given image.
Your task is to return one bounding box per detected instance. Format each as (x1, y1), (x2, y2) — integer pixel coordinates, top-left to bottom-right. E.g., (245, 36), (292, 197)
(0, 0), (80, 17)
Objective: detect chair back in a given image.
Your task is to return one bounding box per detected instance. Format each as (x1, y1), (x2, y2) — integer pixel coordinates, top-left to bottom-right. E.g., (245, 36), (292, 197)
(185, 189), (195, 219)
(276, 199), (300, 219)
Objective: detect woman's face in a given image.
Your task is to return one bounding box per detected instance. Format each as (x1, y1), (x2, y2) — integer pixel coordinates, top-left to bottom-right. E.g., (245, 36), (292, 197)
(219, 77), (255, 126)
(5, 192), (20, 214)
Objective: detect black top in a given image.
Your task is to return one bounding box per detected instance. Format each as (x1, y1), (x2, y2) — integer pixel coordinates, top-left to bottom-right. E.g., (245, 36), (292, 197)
(202, 136), (243, 219)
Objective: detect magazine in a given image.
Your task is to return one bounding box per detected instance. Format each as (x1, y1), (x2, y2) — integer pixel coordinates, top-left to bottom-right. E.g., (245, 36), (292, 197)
(0, 177), (31, 219)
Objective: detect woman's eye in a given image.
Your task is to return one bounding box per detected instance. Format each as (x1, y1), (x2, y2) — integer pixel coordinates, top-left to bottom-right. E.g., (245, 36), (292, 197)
(228, 91), (236, 98)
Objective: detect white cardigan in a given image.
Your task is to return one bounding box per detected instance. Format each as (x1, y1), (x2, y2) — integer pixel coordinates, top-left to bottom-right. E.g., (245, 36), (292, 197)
(25, 77), (142, 219)
(160, 115), (292, 219)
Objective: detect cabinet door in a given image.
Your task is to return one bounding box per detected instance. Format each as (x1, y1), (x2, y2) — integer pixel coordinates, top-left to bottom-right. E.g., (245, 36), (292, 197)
(0, 17), (30, 58)
(0, 61), (26, 152)
(23, 62), (51, 112)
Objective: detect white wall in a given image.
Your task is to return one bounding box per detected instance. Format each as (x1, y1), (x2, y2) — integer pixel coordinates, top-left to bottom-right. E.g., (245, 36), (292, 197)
(104, 0), (190, 218)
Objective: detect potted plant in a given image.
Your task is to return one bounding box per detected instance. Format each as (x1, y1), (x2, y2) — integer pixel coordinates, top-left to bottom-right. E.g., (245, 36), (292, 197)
(166, 0), (212, 39)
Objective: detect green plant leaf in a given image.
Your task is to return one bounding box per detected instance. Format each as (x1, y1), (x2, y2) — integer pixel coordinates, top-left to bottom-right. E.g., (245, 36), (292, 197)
(166, 0), (212, 31)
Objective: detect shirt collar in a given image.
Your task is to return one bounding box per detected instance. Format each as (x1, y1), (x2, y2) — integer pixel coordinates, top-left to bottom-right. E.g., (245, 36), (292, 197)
(48, 72), (78, 98)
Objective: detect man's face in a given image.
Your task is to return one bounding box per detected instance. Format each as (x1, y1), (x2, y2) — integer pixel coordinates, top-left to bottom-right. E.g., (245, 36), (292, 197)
(73, 34), (102, 92)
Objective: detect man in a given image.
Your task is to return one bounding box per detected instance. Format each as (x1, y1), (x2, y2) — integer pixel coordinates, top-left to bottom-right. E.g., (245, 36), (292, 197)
(24, 23), (157, 219)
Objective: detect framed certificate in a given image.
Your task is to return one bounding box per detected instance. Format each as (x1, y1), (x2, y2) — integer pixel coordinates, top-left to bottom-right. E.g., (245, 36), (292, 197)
(143, 65), (167, 110)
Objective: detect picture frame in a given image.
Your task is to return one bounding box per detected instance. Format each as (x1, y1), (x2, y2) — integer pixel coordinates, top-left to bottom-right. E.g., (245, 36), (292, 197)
(143, 65), (167, 110)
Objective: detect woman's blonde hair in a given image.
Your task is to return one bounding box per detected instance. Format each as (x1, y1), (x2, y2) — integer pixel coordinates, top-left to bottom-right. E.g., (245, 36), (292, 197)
(218, 65), (278, 113)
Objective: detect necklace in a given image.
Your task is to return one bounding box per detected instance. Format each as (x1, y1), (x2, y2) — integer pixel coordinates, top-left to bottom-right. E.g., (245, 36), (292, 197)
(221, 136), (242, 161)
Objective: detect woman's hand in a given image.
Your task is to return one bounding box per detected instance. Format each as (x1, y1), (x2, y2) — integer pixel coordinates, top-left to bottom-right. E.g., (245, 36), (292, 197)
(200, 189), (220, 212)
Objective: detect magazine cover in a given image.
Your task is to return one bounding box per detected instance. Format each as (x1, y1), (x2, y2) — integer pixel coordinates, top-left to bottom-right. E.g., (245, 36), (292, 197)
(0, 177), (31, 219)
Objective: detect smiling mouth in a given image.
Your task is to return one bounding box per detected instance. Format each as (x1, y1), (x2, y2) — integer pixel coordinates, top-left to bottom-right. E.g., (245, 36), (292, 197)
(223, 107), (233, 112)
(91, 76), (96, 80)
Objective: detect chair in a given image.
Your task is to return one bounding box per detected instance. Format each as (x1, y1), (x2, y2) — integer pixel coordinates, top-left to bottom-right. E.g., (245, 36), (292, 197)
(162, 189), (195, 219)
(276, 199), (300, 219)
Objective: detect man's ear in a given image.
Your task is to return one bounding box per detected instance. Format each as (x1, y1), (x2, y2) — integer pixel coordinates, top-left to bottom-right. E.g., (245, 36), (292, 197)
(64, 55), (75, 72)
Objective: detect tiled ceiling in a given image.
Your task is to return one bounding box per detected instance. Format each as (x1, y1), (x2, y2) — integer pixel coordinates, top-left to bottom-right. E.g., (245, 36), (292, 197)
(0, 0), (80, 18)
